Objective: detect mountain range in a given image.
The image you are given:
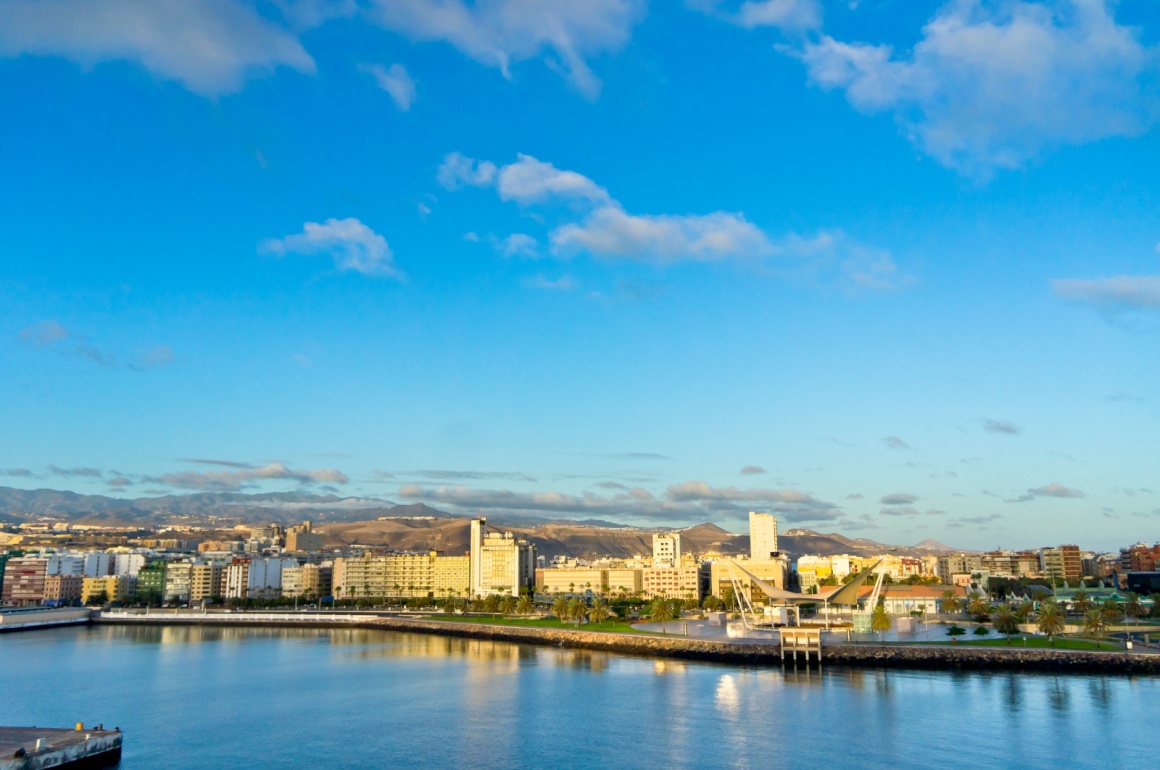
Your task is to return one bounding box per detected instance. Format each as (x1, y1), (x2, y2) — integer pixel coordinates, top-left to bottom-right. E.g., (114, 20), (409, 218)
(0, 486), (961, 560)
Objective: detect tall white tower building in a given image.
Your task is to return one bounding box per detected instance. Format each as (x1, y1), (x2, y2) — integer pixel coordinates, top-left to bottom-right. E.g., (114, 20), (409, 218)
(749, 512), (778, 560)
(652, 532), (682, 568)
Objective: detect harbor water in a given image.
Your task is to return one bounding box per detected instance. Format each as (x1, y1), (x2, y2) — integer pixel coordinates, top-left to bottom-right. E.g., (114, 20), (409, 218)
(0, 625), (1154, 768)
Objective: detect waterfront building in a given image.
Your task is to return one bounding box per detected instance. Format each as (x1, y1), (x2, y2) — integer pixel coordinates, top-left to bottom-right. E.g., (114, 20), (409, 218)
(641, 564), (700, 600)
(936, 553), (984, 584)
(795, 555), (833, 592)
(81, 575), (134, 604)
(432, 554), (470, 597)
(651, 532), (682, 568)
(537, 567), (608, 595)
(1040, 545), (1083, 583)
(43, 574), (84, 605)
(164, 561), (193, 603)
(749, 512), (778, 560)
(606, 568), (643, 597)
(980, 550), (1041, 579)
(45, 555), (85, 576)
(708, 557), (790, 605)
(469, 519), (535, 598)
(112, 553), (146, 577)
(855, 584), (967, 615)
(83, 551), (113, 578)
(1, 557), (47, 605)
(286, 521), (324, 553)
(1121, 543), (1160, 573)
(247, 557), (298, 599)
(136, 560), (167, 603)
(190, 563), (225, 602)
(225, 559), (251, 599)
(333, 552), (470, 600)
(282, 563), (333, 598)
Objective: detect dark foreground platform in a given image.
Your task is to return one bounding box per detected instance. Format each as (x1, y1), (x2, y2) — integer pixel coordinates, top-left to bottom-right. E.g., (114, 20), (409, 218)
(0, 727), (121, 769)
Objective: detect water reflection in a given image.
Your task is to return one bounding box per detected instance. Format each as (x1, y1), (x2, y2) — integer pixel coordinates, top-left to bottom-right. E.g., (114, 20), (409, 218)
(1, 627), (1155, 770)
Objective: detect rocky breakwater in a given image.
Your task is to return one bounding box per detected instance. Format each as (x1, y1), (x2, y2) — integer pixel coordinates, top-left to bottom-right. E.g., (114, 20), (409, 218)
(364, 617), (1160, 674)
(364, 617), (782, 664)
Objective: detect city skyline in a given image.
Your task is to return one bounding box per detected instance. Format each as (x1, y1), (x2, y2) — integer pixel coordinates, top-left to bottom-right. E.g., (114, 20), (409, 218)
(3, 0), (1159, 551)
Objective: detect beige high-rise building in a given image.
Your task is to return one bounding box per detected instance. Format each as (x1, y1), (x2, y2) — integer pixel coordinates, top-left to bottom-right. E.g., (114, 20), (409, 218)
(44, 574), (84, 604)
(190, 563), (225, 602)
(749, 512), (778, 560)
(81, 575), (134, 604)
(286, 521), (324, 553)
(472, 526), (536, 598)
(652, 532), (682, 568)
(224, 560), (250, 599)
(282, 563), (333, 598)
(332, 552), (469, 600)
(641, 565), (700, 600)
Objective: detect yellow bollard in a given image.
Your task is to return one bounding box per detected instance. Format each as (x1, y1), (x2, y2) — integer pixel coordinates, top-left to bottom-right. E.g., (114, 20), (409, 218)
(76, 723), (84, 731)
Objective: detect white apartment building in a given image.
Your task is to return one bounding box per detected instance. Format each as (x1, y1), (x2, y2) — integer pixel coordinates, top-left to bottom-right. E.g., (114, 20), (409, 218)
(749, 512), (779, 560)
(652, 532), (682, 568)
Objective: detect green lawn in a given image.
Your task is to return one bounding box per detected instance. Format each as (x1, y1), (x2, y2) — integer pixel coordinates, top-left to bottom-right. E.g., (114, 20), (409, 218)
(908, 636), (1121, 651)
(418, 614), (662, 635)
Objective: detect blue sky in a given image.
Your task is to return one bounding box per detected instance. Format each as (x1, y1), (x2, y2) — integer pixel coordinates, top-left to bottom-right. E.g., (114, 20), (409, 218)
(2, 0), (1159, 550)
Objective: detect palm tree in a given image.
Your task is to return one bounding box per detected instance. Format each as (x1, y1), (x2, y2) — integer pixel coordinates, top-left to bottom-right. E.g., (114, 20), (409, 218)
(1036, 601), (1066, 646)
(967, 594), (991, 622)
(648, 596), (676, 634)
(1070, 589), (1093, 616)
(940, 590), (961, 616)
(552, 595), (569, 622)
(587, 597), (612, 627)
(702, 595), (722, 612)
(1015, 600), (1034, 623)
(516, 594), (535, 618)
(566, 597), (587, 626)
(870, 606), (892, 641)
(482, 594), (501, 618)
(1100, 598), (1124, 627)
(441, 595), (458, 615)
(499, 595), (517, 618)
(1082, 608), (1109, 648)
(993, 605), (1020, 645)
(1124, 593), (1146, 624)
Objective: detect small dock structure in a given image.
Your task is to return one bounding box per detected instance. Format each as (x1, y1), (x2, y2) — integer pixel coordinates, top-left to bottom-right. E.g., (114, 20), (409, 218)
(779, 627), (822, 664)
(0, 608), (92, 634)
(0, 726), (121, 769)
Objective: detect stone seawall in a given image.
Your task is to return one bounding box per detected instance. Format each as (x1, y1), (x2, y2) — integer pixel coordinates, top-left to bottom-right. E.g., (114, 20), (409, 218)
(364, 617), (1160, 675)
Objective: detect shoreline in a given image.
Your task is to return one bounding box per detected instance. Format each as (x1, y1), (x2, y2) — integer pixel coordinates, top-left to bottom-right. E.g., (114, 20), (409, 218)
(90, 613), (1160, 675)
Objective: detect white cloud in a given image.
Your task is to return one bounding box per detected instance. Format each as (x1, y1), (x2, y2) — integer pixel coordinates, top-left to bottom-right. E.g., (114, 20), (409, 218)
(397, 478), (842, 523)
(437, 152), (498, 190)
(261, 217), (401, 278)
(691, 0), (822, 32)
(552, 207), (774, 262)
(0, 0), (315, 96)
(1009, 481), (1086, 502)
(147, 462), (349, 491)
(497, 154), (611, 206)
(361, 62), (417, 110)
(740, 465), (766, 475)
(982, 418), (1022, 434)
(793, 0), (1158, 176)
(1052, 275), (1160, 309)
(365, 0), (646, 98)
(879, 492), (918, 505)
(443, 152), (908, 280)
(499, 233), (539, 257)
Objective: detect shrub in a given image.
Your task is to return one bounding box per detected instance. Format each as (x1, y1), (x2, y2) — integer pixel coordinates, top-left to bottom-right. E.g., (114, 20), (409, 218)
(973, 626), (989, 636)
(946, 625), (967, 637)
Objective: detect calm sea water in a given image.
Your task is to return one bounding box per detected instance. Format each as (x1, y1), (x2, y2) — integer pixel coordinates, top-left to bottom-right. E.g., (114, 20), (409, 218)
(0, 625), (1155, 769)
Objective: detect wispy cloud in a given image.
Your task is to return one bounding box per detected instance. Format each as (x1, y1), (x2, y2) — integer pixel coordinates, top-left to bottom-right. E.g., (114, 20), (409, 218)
(366, 0), (647, 98)
(740, 465), (766, 475)
(261, 218), (401, 279)
(1, 468), (33, 477)
(18, 321), (174, 372)
(397, 478), (842, 523)
(144, 463), (349, 492)
(360, 62), (416, 110)
(1052, 275), (1160, 310)
(982, 418), (1021, 435)
(691, 0), (822, 32)
(0, 0), (314, 96)
(881, 436), (911, 451)
(879, 492), (918, 505)
(789, 0), (1160, 177)
(1008, 481), (1086, 503)
(524, 275), (577, 291)
(48, 465), (102, 478)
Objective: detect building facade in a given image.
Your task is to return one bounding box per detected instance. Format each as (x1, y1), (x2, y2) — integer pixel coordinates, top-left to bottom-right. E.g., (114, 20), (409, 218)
(749, 512), (778, 560)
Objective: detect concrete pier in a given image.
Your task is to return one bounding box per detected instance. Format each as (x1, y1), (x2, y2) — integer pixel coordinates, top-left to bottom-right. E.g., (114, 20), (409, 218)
(0, 608), (92, 634)
(0, 727), (121, 769)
